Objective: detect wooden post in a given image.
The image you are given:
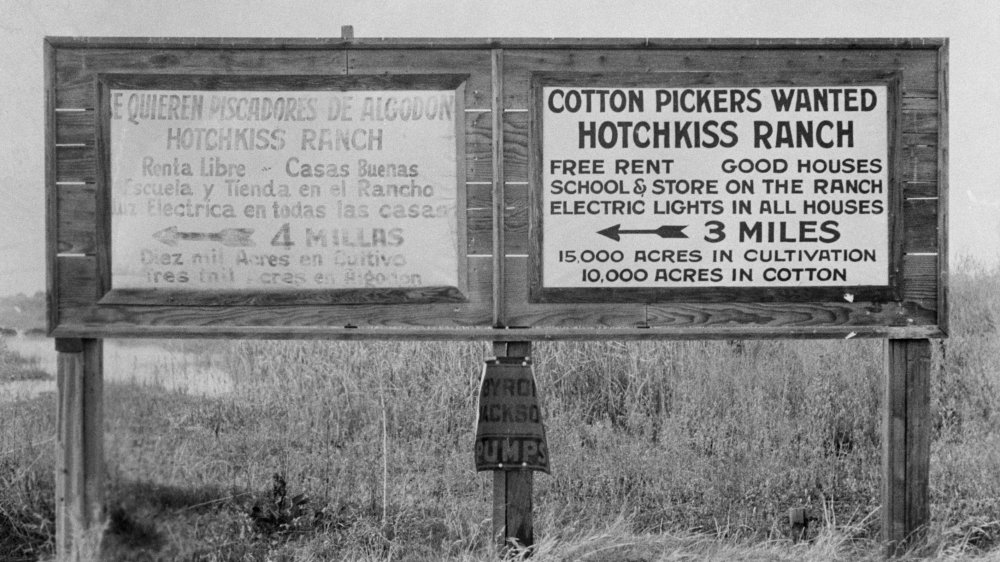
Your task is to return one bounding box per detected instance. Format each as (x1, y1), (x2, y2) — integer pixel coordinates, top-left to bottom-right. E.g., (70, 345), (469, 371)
(55, 338), (105, 561)
(883, 338), (931, 557)
(492, 341), (534, 554)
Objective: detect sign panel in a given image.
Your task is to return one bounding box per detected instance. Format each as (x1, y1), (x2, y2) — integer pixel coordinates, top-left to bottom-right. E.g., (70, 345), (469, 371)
(474, 359), (550, 472)
(107, 85), (463, 301)
(538, 83), (890, 296)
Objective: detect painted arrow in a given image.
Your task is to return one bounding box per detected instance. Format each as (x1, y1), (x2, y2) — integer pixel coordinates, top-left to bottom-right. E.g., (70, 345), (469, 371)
(153, 226), (255, 247)
(597, 224), (688, 242)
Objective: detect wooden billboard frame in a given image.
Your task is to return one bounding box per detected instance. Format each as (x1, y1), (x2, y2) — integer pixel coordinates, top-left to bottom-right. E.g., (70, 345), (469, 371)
(45, 36), (948, 341)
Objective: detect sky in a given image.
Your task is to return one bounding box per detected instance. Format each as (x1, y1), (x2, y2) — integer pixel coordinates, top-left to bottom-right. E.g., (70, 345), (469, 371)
(0, 0), (997, 296)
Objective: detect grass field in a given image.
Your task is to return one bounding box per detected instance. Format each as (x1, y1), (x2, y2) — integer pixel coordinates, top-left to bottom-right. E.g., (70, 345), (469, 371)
(1, 257), (999, 561)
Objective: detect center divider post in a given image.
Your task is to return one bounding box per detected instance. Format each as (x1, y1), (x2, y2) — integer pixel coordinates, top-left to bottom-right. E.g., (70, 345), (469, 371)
(491, 341), (534, 553)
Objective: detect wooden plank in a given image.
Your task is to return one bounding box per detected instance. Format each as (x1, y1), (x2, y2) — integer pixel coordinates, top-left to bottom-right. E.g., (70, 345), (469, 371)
(491, 341), (534, 552)
(44, 36), (947, 51)
(492, 49), (506, 327)
(55, 111), (95, 145)
(55, 146), (95, 183)
(503, 110), (529, 183)
(905, 340), (931, 540)
(901, 254), (938, 306)
(503, 257), (647, 328)
(502, 49), (941, 107)
(56, 257), (100, 307)
(900, 144), (937, 184)
(936, 42), (949, 335)
(466, 110), (493, 184)
(55, 338), (105, 561)
(503, 184), (529, 255)
(56, 255), (493, 329)
(493, 471), (533, 551)
(346, 49), (492, 109)
(467, 207), (493, 255)
(901, 97), (939, 134)
(46, 40), (59, 333)
(903, 182), (937, 199)
(54, 48), (349, 108)
(46, 36), (486, 50)
(883, 339), (907, 555)
(644, 298), (935, 331)
(491, 472), (506, 547)
(903, 199), (938, 253)
(57, 185), (97, 254)
(50, 319), (945, 341)
(883, 339), (931, 556)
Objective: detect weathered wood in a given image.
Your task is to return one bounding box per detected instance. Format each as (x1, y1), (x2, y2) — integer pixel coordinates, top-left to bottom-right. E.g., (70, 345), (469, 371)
(903, 182), (938, 199)
(50, 320), (945, 341)
(492, 49), (506, 326)
(58, 255), (493, 327)
(467, 206), (493, 255)
(503, 110), (529, 184)
(55, 338), (105, 561)
(53, 48), (349, 108)
(901, 145), (938, 184)
(883, 339), (931, 556)
(492, 341), (534, 553)
(56, 185), (96, 254)
(346, 50), (492, 109)
(503, 184), (529, 255)
(466, 110), (494, 185)
(99, 286), (470, 306)
(936, 42), (949, 335)
(901, 254), (939, 304)
(493, 471), (534, 552)
(55, 111), (94, 145)
(44, 36), (947, 51)
(902, 199), (939, 253)
(505, 260), (647, 329)
(46, 40), (59, 333)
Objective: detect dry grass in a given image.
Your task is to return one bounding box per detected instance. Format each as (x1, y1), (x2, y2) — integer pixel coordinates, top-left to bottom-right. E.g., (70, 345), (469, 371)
(1, 257), (999, 561)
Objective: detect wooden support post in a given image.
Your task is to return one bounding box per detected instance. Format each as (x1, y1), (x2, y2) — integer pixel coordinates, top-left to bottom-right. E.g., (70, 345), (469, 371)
(491, 341), (534, 554)
(55, 338), (105, 561)
(883, 338), (931, 557)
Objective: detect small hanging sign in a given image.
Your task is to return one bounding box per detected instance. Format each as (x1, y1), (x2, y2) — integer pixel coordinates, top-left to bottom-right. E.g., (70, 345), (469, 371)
(474, 358), (550, 473)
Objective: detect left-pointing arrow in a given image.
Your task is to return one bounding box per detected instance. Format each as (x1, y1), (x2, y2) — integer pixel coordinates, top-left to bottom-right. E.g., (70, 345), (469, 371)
(153, 226), (255, 247)
(597, 224), (687, 242)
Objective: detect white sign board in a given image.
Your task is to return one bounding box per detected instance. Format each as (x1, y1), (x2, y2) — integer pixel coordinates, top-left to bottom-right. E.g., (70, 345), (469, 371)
(541, 85), (889, 289)
(109, 88), (460, 293)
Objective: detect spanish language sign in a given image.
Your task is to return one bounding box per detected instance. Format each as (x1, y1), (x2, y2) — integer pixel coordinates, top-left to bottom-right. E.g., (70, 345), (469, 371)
(109, 89), (460, 292)
(541, 85), (889, 289)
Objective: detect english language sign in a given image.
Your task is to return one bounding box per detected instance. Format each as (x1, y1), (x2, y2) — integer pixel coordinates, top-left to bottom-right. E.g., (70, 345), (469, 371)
(108, 88), (462, 297)
(538, 84), (890, 293)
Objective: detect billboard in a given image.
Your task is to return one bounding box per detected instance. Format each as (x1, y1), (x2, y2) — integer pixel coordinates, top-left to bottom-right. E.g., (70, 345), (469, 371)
(45, 38), (946, 338)
(106, 83), (464, 304)
(537, 83), (890, 298)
